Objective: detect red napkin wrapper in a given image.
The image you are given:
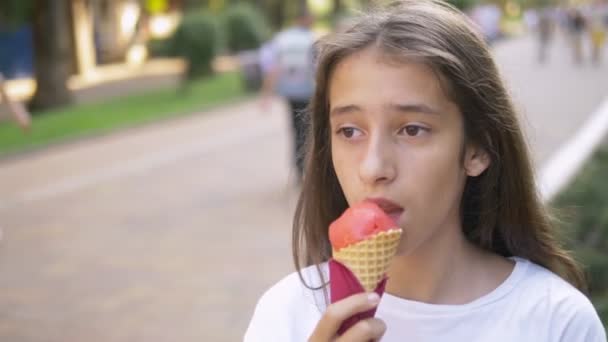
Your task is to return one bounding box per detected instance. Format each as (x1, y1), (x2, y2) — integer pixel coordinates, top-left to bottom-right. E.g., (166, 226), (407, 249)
(329, 259), (387, 335)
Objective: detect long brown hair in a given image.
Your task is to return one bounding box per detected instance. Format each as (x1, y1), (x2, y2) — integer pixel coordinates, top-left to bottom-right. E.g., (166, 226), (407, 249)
(293, 0), (587, 293)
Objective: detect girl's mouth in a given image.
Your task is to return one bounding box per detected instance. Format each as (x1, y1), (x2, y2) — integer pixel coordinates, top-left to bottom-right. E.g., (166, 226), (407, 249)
(365, 197), (404, 225)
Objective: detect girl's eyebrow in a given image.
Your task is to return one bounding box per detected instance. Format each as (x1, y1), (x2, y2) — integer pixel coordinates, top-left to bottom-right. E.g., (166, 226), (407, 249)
(386, 103), (441, 116)
(330, 103), (441, 117)
(330, 104), (361, 117)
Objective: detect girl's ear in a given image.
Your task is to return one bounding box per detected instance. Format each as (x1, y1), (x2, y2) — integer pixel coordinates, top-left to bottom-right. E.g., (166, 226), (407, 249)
(464, 145), (491, 177)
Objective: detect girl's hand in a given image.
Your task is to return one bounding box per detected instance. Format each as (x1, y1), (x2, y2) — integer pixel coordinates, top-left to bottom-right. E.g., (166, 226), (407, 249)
(308, 292), (386, 341)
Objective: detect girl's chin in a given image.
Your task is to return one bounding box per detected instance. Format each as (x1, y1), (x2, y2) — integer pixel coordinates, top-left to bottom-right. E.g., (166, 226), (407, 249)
(394, 239), (411, 257)
(393, 231), (425, 257)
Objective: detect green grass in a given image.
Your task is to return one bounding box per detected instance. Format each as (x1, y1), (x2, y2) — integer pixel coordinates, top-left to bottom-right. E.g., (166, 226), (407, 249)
(552, 139), (608, 326)
(0, 72), (247, 157)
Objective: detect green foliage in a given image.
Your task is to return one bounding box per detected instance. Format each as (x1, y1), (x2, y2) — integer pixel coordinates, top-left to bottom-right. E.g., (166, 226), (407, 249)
(171, 10), (221, 80)
(0, 72), (246, 156)
(553, 141), (608, 326)
(223, 3), (270, 53)
(0, 0), (34, 28)
(147, 37), (174, 58)
(519, 0), (558, 10)
(445, 0), (477, 11)
(594, 293), (608, 325)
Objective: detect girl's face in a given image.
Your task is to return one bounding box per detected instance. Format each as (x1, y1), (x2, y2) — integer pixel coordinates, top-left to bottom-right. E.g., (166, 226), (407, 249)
(329, 47), (489, 254)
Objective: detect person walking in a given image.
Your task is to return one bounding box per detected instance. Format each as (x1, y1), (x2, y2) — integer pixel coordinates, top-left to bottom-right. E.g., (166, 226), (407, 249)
(568, 8), (587, 64)
(537, 8), (555, 63)
(588, 3), (607, 65)
(260, 7), (316, 181)
(0, 72), (31, 132)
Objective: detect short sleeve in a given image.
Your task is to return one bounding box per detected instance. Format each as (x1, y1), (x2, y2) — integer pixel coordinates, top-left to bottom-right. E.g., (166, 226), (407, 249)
(244, 284), (292, 342)
(556, 295), (607, 342)
(244, 266), (328, 341)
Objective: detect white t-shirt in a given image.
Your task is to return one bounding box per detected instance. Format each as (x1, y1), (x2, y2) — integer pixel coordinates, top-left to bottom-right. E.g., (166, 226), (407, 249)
(262, 27), (316, 101)
(244, 257), (606, 341)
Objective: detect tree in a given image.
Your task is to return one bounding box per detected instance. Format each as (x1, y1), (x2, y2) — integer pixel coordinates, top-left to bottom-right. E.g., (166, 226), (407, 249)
(446, 0), (478, 11)
(0, 0), (73, 112)
(267, 0), (286, 29)
(0, 1), (33, 27)
(333, 0), (343, 17)
(251, 0), (305, 30)
(29, 0), (73, 111)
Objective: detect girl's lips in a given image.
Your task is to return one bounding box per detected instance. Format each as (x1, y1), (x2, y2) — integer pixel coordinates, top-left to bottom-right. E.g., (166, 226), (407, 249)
(387, 210), (404, 225)
(365, 197), (404, 225)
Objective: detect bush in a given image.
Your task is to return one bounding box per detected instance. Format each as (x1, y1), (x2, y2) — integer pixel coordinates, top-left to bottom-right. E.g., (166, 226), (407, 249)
(553, 139), (608, 326)
(446, 0), (477, 11)
(171, 11), (220, 81)
(223, 3), (270, 53)
(147, 38), (173, 58)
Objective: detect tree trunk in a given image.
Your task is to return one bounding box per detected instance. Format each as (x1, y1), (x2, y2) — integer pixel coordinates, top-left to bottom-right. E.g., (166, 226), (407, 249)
(362, 0), (374, 10)
(333, 0), (343, 17)
(269, 0), (285, 29)
(29, 0), (73, 112)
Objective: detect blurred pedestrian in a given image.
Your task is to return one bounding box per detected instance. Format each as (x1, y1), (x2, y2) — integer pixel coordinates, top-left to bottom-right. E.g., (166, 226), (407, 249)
(246, 1), (605, 340)
(537, 8), (555, 63)
(260, 6), (316, 181)
(567, 8), (587, 64)
(470, 4), (503, 45)
(523, 8), (539, 32)
(0, 72), (31, 132)
(588, 4), (607, 65)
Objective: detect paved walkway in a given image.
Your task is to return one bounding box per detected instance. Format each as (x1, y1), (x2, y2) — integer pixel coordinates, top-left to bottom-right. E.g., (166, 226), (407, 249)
(0, 33), (607, 341)
(495, 32), (608, 167)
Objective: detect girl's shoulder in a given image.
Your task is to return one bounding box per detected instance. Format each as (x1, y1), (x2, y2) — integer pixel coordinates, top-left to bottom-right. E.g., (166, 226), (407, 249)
(244, 263), (329, 341)
(511, 257), (587, 307)
(515, 257), (589, 302)
(258, 263), (329, 310)
(512, 257), (605, 340)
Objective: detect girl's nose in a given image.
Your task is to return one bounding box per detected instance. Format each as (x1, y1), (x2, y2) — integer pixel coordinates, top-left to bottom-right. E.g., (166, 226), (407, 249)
(359, 136), (397, 186)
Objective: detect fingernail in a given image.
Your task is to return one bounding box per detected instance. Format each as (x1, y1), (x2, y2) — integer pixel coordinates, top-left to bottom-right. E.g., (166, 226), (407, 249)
(368, 292), (380, 304)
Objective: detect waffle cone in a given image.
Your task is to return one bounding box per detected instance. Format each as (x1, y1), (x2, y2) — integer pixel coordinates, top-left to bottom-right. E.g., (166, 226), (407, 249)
(332, 229), (402, 292)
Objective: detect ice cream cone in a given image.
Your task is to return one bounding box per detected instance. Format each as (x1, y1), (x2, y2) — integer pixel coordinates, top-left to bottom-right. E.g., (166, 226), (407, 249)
(332, 228), (402, 292)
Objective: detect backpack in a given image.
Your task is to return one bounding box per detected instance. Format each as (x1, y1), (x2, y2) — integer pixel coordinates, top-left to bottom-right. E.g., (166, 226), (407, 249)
(274, 28), (316, 101)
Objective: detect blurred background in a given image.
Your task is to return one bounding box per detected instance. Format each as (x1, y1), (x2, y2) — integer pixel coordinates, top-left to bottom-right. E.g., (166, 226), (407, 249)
(0, 0), (607, 340)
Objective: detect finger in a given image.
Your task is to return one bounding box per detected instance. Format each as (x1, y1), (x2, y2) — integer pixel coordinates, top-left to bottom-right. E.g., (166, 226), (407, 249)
(336, 318), (386, 342)
(310, 292), (380, 340)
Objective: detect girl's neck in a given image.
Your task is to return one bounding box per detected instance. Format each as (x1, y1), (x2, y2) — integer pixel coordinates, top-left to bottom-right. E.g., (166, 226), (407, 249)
(385, 223), (513, 305)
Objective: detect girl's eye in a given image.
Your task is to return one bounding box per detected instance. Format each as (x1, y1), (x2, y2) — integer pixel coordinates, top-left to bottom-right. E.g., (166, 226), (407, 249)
(399, 125), (429, 137)
(337, 127), (362, 139)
